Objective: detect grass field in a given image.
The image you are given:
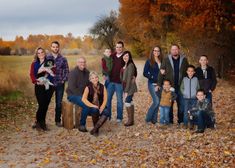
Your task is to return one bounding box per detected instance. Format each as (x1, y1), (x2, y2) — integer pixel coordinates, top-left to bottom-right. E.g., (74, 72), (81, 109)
(0, 55), (102, 99)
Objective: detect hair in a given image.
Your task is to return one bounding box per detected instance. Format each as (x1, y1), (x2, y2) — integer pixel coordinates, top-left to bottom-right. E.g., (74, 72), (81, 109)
(171, 43), (180, 49)
(163, 79), (171, 85)
(122, 50), (138, 77)
(149, 46), (162, 67)
(117, 41), (124, 47)
(197, 89), (205, 95)
(34, 47), (46, 62)
(187, 64), (196, 71)
(89, 71), (99, 81)
(199, 54), (208, 59)
(51, 41), (60, 47)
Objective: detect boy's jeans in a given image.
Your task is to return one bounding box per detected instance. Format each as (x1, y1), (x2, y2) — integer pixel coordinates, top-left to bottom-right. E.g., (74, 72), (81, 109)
(107, 82), (123, 120)
(145, 82), (160, 124)
(159, 106), (170, 124)
(197, 110), (209, 130)
(184, 98), (197, 126)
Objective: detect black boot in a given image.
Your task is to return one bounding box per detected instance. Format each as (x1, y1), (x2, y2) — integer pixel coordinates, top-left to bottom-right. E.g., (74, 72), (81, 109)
(32, 121), (41, 129)
(40, 121), (49, 131)
(90, 115), (107, 136)
(92, 113), (100, 127)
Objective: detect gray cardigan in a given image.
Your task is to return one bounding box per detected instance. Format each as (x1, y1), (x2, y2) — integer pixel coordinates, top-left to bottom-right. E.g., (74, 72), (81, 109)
(66, 67), (90, 97)
(121, 63), (137, 96)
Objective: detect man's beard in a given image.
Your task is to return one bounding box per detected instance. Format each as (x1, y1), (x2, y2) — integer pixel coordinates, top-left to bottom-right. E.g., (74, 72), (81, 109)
(52, 50), (59, 54)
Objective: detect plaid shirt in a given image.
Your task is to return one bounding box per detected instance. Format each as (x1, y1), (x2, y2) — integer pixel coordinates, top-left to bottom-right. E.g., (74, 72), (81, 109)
(47, 53), (69, 86)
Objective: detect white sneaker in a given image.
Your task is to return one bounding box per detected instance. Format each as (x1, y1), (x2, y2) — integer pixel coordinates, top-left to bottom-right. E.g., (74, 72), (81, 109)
(116, 119), (122, 123)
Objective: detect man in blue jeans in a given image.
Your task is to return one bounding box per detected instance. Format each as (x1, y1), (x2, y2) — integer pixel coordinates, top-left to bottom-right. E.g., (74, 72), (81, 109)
(47, 41), (69, 127)
(107, 41), (125, 123)
(66, 57), (90, 132)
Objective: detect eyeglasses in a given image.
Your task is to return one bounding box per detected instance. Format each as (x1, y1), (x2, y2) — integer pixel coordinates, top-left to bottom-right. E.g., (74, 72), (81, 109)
(153, 50), (160, 52)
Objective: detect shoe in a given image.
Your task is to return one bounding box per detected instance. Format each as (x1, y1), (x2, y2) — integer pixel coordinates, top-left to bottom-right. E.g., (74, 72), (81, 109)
(41, 123), (49, 131)
(78, 125), (88, 132)
(116, 119), (122, 123)
(90, 115), (107, 136)
(189, 124), (194, 130)
(195, 129), (204, 133)
(56, 122), (63, 127)
(124, 105), (134, 127)
(32, 121), (40, 129)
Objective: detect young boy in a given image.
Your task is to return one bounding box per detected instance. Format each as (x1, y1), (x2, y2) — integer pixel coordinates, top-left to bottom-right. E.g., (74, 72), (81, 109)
(180, 65), (200, 128)
(159, 80), (177, 125)
(188, 89), (215, 133)
(101, 49), (112, 88)
(195, 55), (217, 105)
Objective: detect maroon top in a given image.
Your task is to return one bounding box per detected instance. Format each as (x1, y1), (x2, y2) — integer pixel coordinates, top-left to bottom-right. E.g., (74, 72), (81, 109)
(110, 53), (123, 83)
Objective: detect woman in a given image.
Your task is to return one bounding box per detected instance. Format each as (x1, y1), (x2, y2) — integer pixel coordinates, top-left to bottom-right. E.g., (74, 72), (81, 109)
(30, 47), (55, 131)
(82, 71), (109, 136)
(143, 46), (162, 124)
(120, 51), (137, 126)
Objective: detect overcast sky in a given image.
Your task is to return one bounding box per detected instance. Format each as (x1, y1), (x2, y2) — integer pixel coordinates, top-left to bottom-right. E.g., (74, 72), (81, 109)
(0, 0), (119, 41)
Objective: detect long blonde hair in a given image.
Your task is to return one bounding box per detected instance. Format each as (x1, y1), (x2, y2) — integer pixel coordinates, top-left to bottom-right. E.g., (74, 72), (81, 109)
(34, 47), (46, 62)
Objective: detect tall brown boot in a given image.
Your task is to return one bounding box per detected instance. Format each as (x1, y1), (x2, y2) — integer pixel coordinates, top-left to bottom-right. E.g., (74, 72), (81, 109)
(124, 103), (134, 126)
(92, 113), (100, 127)
(90, 115), (107, 136)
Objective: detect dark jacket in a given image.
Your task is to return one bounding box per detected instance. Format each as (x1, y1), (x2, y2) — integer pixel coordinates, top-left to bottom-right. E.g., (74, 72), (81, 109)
(158, 55), (189, 88)
(195, 66), (217, 93)
(190, 98), (212, 112)
(143, 59), (160, 84)
(66, 67), (90, 96)
(101, 56), (113, 76)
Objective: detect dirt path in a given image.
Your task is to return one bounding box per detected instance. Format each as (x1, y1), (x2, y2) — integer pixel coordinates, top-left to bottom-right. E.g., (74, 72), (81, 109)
(0, 61), (234, 168)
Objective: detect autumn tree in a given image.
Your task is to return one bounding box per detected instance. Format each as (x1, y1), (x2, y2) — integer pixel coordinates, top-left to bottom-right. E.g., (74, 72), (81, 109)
(89, 10), (119, 51)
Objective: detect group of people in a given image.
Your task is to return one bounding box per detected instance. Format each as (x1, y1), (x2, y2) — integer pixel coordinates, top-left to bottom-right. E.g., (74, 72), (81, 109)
(30, 40), (217, 135)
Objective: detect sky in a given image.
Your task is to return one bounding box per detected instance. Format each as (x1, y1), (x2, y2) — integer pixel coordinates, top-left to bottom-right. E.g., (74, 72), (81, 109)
(0, 0), (119, 41)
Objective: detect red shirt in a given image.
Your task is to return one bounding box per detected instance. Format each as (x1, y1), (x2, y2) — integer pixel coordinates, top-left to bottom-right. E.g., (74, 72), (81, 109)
(110, 53), (123, 83)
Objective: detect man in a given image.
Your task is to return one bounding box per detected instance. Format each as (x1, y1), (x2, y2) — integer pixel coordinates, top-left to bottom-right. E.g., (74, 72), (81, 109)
(47, 41), (69, 127)
(66, 57), (91, 132)
(107, 41), (125, 123)
(158, 44), (189, 125)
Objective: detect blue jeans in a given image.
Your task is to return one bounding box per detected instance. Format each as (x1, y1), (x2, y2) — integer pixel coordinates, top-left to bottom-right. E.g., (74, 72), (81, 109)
(169, 88), (184, 124)
(125, 95), (133, 103)
(107, 82), (123, 120)
(183, 98), (197, 125)
(206, 92), (212, 105)
(145, 82), (160, 124)
(197, 110), (209, 130)
(55, 83), (65, 122)
(67, 95), (90, 126)
(104, 76), (110, 89)
(159, 106), (170, 124)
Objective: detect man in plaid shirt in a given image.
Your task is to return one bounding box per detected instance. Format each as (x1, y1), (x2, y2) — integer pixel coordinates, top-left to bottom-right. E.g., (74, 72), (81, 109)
(47, 41), (69, 127)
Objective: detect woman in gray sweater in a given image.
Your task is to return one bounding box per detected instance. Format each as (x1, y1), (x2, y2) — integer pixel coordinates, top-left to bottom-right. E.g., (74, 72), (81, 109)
(120, 51), (137, 126)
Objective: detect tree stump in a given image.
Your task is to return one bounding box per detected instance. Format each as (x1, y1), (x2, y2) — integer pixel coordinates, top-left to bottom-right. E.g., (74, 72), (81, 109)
(62, 101), (74, 130)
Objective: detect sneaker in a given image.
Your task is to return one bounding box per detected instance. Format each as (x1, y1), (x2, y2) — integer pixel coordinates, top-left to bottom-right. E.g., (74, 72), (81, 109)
(78, 125), (88, 132)
(116, 119), (122, 123)
(56, 122), (63, 127)
(195, 129), (204, 133)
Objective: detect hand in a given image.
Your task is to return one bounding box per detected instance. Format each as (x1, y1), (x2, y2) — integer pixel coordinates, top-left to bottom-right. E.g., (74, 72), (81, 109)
(93, 105), (99, 109)
(209, 90), (212, 93)
(124, 92), (128, 99)
(36, 81), (44, 85)
(160, 69), (165, 75)
(155, 86), (160, 91)
(132, 76), (136, 83)
(103, 76), (107, 81)
(99, 107), (104, 113)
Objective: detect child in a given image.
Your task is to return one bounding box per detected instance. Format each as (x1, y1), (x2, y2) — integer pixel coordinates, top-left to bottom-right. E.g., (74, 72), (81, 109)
(180, 65), (200, 128)
(195, 55), (217, 105)
(101, 49), (112, 88)
(159, 80), (177, 125)
(188, 89), (215, 133)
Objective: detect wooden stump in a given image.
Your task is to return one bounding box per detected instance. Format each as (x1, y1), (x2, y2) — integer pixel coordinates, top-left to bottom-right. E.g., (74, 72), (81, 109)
(74, 106), (82, 128)
(62, 101), (74, 130)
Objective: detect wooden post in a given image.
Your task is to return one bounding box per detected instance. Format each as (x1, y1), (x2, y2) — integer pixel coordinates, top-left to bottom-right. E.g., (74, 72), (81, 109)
(62, 101), (74, 130)
(74, 106), (82, 128)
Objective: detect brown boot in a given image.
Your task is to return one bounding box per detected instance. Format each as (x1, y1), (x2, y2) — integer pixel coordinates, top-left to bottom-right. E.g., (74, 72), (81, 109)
(124, 103), (134, 127)
(92, 113), (100, 127)
(90, 115), (107, 136)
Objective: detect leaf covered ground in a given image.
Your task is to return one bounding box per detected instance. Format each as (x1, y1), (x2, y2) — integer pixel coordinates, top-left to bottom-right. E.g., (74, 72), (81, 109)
(0, 62), (234, 168)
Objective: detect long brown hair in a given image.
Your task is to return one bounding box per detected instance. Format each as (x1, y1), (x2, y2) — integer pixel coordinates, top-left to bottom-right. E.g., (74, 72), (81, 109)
(149, 46), (162, 67)
(34, 47), (46, 62)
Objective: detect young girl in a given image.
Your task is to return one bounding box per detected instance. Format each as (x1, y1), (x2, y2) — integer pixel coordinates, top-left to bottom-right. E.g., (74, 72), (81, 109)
(120, 51), (137, 126)
(143, 46), (162, 124)
(30, 47), (55, 131)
